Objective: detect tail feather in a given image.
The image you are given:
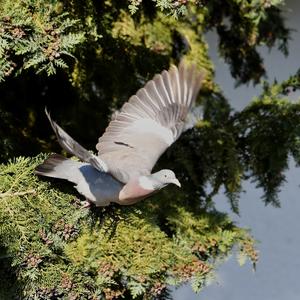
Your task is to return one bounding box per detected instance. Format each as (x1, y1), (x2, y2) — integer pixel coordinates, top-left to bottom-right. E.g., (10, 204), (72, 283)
(35, 153), (82, 183)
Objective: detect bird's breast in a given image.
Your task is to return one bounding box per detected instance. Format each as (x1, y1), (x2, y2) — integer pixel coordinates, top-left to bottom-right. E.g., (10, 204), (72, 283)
(118, 178), (155, 205)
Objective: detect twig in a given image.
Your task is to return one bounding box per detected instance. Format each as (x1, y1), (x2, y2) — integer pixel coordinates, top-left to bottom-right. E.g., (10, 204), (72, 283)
(0, 189), (36, 198)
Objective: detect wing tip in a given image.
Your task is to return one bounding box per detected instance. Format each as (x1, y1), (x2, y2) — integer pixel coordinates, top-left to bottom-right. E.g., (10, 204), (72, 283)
(45, 106), (52, 122)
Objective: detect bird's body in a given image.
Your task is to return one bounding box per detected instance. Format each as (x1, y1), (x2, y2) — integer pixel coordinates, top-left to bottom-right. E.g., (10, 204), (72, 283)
(35, 62), (205, 206)
(36, 154), (163, 206)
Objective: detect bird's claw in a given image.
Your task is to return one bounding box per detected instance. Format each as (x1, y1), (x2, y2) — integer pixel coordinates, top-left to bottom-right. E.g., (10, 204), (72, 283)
(81, 199), (92, 209)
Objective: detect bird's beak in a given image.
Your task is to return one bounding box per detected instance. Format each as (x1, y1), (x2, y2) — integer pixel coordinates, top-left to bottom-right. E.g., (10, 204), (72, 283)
(172, 178), (181, 188)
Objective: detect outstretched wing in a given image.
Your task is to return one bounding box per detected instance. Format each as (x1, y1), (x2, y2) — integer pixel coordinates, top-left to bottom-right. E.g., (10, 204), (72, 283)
(96, 61), (205, 183)
(45, 109), (108, 173)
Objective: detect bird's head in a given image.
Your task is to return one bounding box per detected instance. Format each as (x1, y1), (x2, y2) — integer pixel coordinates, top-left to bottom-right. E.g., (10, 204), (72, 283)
(152, 169), (181, 188)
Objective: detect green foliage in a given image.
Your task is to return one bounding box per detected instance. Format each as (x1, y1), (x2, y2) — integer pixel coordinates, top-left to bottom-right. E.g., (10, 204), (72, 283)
(0, 155), (257, 298)
(0, 0), (85, 80)
(201, 0), (290, 83)
(0, 0), (297, 217)
(128, 0), (188, 18)
(233, 71), (300, 205)
(0, 0), (299, 298)
(128, 0), (290, 83)
(0, 0), (290, 84)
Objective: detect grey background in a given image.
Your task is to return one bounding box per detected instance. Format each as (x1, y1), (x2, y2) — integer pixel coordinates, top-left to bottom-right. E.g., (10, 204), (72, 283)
(174, 1), (300, 299)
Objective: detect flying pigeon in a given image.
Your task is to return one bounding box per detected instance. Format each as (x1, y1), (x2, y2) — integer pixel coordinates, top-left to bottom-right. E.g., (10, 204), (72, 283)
(35, 62), (205, 206)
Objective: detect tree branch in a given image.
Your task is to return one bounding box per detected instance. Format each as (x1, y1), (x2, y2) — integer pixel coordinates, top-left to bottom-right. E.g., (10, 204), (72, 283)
(0, 189), (36, 198)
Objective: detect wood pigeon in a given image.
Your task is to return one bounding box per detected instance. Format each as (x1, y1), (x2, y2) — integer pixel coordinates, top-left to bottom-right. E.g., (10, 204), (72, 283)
(35, 62), (205, 206)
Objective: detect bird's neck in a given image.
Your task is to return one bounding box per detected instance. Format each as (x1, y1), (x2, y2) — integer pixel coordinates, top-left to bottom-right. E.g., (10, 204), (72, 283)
(138, 175), (166, 190)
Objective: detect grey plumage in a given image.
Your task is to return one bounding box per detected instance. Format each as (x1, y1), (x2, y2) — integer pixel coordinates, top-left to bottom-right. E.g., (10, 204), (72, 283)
(35, 153), (79, 181)
(35, 154), (122, 206)
(96, 61), (205, 183)
(45, 109), (108, 173)
(35, 61), (205, 206)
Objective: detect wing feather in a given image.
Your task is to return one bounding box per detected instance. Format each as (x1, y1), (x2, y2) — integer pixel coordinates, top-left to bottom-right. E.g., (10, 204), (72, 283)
(136, 88), (160, 112)
(153, 74), (172, 105)
(129, 95), (156, 118)
(179, 63), (188, 106)
(185, 64), (196, 107)
(162, 70), (175, 104)
(45, 109), (108, 172)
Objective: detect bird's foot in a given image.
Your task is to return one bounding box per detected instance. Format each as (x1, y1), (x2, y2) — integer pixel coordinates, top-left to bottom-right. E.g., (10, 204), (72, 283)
(81, 199), (93, 209)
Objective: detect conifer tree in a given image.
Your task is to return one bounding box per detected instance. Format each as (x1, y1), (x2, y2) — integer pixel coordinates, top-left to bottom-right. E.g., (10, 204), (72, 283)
(0, 0), (299, 299)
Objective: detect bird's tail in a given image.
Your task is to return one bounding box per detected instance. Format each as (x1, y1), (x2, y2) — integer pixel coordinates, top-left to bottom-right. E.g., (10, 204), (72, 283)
(35, 153), (82, 183)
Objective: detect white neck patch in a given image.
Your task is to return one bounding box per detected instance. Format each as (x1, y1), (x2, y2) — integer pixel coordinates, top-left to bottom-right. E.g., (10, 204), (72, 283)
(138, 176), (155, 190)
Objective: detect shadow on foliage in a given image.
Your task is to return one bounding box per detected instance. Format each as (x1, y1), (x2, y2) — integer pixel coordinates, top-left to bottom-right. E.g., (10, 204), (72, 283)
(0, 246), (24, 299)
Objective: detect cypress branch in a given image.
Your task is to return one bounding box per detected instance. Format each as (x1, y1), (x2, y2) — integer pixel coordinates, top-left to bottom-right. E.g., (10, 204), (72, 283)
(0, 155), (257, 299)
(0, 189), (36, 198)
(0, 0), (297, 298)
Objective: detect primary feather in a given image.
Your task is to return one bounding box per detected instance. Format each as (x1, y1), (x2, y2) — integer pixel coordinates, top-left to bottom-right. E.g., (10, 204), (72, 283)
(45, 109), (108, 173)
